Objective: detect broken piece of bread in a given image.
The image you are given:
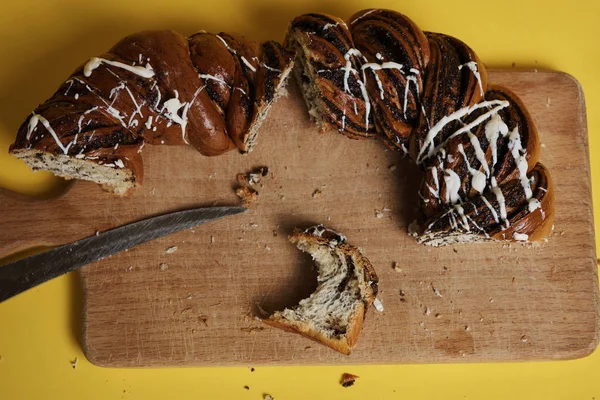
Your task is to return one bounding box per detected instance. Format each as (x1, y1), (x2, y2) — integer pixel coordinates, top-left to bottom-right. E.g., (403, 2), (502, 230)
(263, 225), (379, 355)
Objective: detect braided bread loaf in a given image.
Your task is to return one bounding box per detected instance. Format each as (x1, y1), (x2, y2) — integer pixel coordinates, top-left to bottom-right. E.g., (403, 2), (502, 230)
(286, 9), (554, 244)
(9, 30), (294, 195)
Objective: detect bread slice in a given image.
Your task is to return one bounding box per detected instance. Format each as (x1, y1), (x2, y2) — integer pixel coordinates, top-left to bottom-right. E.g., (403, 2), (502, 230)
(10, 145), (142, 196)
(263, 225), (379, 355)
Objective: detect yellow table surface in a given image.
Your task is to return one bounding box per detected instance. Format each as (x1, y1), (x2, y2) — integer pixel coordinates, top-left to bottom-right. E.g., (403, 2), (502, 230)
(1, 0), (599, 398)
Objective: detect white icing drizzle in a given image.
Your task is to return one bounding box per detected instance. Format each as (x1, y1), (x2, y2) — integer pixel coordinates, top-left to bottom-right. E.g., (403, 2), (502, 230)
(341, 109), (346, 131)
(114, 159), (125, 168)
(84, 57), (155, 78)
(353, 101), (358, 115)
(512, 232), (529, 241)
(485, 113), (509, 168)
(145, 115), (153, 129)
(351, 9), (377, 24)
(27, 114), (71, 154)
(458, 61), (484, 96)
(123, 85), (144, 127)
(528, 198), (541, 212)
(160, 86), (205, 144)
(481, 195), (499, 223)
(468, 131), (490, 177)
(454, 204), (470, 231)
(375, 52), (383, 60)
(74, 93), (79, 100)
(403, 74), (418, 119)
(215, 34), (256, 72)
(507, 125), (533, 199)
(457, 143), (486, 194)
(491, 177), (508, 227)
(417, 100), (510, 164)
(64, 79), (74, 95)
(444, 169), (462, 204)
(370, 70), (385, 100)
(260, 63), (281, 72)
(137, 141), (145, 153)
(428, 165), (440, 198)
(323, 22), (339, 30)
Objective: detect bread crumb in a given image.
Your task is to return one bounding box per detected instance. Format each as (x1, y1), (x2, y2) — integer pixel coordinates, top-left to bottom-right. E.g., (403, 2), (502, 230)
(340, 373), (359, 388)
(312, 188), (322, 198)
(373, 298), (384, 312)
(393, 262), (402, 272)
(71, 357), (78, 369)
(419, 321), (424, 327)
(235, 186), (258, 206)
(408, 219), (420, 237)
(389, 164), (397, 172)
(541, 143), (546, 148)
(465, 326), (471, 332)
(159, 263), (168, 271)
(489, 298), (494, 303)
(263, 395), (274, 400)
(210, 236), (215, 244)
(264, 245), (271, 251)
(521, 335), (528, 343)
(375, 209), (384, 218)
(432, 285), (443, 298)
(546, 97), (551, 107)
(424, 307), (431, 316)
(95, 231), (100, 236)
(165, 246), (178, 254)
(327, 215), (331, 221)
(435, 313), (441, 319)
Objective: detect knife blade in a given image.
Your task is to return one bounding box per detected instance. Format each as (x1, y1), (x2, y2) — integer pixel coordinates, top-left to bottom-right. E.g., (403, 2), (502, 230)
(0, 206), (246, 303)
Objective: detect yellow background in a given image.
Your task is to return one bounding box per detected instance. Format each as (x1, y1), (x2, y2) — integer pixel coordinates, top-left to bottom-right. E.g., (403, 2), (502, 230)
(0, 0), (599, 398)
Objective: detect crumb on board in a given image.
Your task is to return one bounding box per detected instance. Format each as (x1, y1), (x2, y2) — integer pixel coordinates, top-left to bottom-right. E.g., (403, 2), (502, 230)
(521, 335), (528, 343)
(546, 97), (551, 107)
(435, 313), (441, 319)
(250, 367), (255, 372)
(244, 385), (250, 390)
(210, 235), (215, 244)
(432, 285), (443, 298)
(71, 357), (78, 369)
(264, 245), (271, 251)
(95, 231), (100, 236)
(234, 167), (269, 207)
(408, 220), (420, 237)
(159, 263), (168, 271)
(465, 326), (471, 332)
(264, 395), (274, 400)
(312, 188), (322, 198)
(389, 164), (397, 172)
(340, 373), (359, 388)
(199, 315), (209, 326)
(424, 307), (431, 316)
(373, 298), (384, 312)
(235, 186), (258, 207)
(165, 246), (178, 254)
(393, 262), (402, 272)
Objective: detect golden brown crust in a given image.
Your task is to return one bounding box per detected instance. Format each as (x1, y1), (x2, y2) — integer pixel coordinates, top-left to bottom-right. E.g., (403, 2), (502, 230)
(286, 9), (553, 244)
(10, 29), (293, 193)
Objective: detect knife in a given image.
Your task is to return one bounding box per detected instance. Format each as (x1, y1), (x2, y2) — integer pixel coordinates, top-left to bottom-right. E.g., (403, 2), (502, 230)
(0, 206), (246, 303)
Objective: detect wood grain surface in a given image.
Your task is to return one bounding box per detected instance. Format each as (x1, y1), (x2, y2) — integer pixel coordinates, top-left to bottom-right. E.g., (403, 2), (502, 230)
(0, 70), (597, 367)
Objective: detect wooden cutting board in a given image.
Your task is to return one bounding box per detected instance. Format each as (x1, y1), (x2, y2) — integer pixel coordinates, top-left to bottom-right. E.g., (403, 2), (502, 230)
(0, 70), (598, 367)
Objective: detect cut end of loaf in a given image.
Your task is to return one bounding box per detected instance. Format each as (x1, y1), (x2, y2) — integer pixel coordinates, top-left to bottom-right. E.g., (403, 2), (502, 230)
(288, 35), (334, 133)
(416, 231), (494, 247)
(263, 225), (378, 355)
(11, 149), (137, 196)
(243, 61), (295, 153)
